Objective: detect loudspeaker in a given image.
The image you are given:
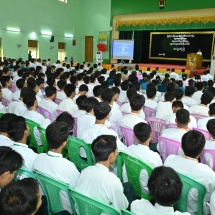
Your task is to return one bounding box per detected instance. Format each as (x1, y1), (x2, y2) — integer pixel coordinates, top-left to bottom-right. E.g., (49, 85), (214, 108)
(50, 36), (54, 42)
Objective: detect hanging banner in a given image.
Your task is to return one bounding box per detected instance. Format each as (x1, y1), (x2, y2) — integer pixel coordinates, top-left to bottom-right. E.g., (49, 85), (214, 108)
(97, 32), (108, 52)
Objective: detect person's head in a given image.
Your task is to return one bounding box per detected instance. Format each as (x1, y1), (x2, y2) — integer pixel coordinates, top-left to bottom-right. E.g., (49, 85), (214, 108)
(130, 94), (145, 111)
(0, 76), (11, 88)
(20, 87), (35, 99)
(70, 76), (78, 86)
(132, 82), (141, 92)
(164, 92), (175, 103)
(57, 80), (67, 91)
(3, 67), (10, 76)
(111, 87), (120, 101)
(134, 123), (152, 146)
(176, 80), (183, 87)
(83, 76), (90, 85)
(206, 119), (215, 139)
(93, 85), (102, 98)
(200, 92), (213, 105)
(127, 88), (138, 101)
(82, 97), (98, 113)
(172, 101), (183, 113)
(56, 112), (74, 131)
(45, 86), (56, 100)
(92, 135), (117, 164)
(195, 82), (204, 91)
(121, 80), (129, 91)
(35, 78), (45, 89)
(148, 166), (182, 206)
(46, 121), (70, 150)
(146, 87), (156, 99)
(101, 88), (115, 104)
(16, 78), (26, 90)
(94, 102), (111, 121)
(182, 130), (205, 158)
(0, 178), (42, 215)
(0, 146), (23, 188)
(166, 83), (175, 93)
(64, 84), (76, 98)
(185, 86), (195, 97)
(76, 95), (87, 110)
(176, 109), (190, 127)
(23, 94), (37, 109)
(208, 80), (214, 88)
(0, 114), (17, 136)
(209, 103), (215, 116)
(182, 74), (187, 81)
(174, 89), (184, 100)
(79, 84), (88, 95)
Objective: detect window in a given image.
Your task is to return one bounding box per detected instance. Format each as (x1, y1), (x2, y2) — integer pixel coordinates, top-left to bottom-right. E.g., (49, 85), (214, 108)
(58, 0), (67, 3)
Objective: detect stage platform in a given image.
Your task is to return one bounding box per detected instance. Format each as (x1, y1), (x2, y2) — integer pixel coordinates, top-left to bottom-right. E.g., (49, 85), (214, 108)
(102, 63), (206, 77)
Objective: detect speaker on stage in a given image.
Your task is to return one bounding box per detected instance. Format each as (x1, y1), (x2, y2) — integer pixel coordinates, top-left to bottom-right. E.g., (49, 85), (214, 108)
(50, 36), (54, 42)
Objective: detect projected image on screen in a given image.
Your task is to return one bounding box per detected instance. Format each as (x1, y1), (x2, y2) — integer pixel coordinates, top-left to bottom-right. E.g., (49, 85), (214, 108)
(149, 31), (215, 61)
(112, 40), (134, 60)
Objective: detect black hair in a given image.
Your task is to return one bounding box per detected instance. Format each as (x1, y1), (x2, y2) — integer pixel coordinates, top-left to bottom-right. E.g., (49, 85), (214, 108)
(16, 78), (25, 89)
(111, 87), (120, 96)
(195, 82), (204, 91)
(98, 76), (105, 84)
(82, 97), (98, 113)
(0, 76), (10, 87)
(185, 86), (195, 97)
(35, 78), (44, 86)
(127, 88), (138, 101)
(176, 109), (190, 125)
(92, 135), (117, 162)
(57, 80), (67, 90)
(164, 92), (175, 102)
(101, 81), (109, 89)
(174, 89), (184, 100)
(209, 103), (215, 115)
(0, 114), (17, 133)
(130, 94), (145, 111)
(45, 86), (57, 97)
(20, 88), (35, 98)
(176, 80), (183, 87)
(121, 81), (129, 91)
(55, 112), (74, 131)
(134, 123), (151, 143)
(94, 102), (111, 120)
(93, 85), (102, 97)
(148, 166), (182, 206)
(79, 84), (88, 92)
(132, 82), (141, 92)
(101, 88), (115, 103)
(182, 130), (205, 158)
(64, 84), (76, 97)
(200, 92), (213, 105)
(113, 77), (121, 87)
(83, 76), (90, 84)
(46, 122), (70, 149)
(146, 87), (156, 99)
(23, 94), (36, 108)
(172, 101), (184, 109)
(166, 83), (175, 93)
(70, 76), (78, 85)
(90, 75), (96, 83)
(208, 80), (214, 88)
(76, 95), (87, 109)
(46, 76), (55, 87)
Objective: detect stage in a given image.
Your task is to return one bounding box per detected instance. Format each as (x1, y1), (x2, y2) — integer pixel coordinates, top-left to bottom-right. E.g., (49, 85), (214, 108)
(102, 63), (207, 77)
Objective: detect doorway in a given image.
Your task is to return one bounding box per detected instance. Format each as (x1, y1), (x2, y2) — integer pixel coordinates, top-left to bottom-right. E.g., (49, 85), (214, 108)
(58, 42), (66, 62)
(28, 40), (38, 59)
(85, 36), (93, 62)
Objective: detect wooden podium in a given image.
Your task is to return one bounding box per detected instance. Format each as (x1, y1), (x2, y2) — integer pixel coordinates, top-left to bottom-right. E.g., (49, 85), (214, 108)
(186, 53), (202, 69)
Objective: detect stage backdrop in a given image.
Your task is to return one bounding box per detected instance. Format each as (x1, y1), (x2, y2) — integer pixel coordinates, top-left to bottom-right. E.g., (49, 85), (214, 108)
(119, 30), (215, 66)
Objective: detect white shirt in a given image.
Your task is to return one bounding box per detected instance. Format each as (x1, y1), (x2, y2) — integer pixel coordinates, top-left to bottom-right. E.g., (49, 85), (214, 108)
(161, 128), (187, 142)
(144, 98), (158, 110)
(8, 100), (27, 116)
(2, 88), (12, 102)
(37, 89), (44, 99)
(73, 110), (86, 118)
(182, 97), (197, 107)
(189, 105), (209, 116)
(0, 102), (6, 113)
(201, 75), (209, 82)
(56, 91), (67, 100)
(39, 98), (58, 120)
(120, 103), (145, 119)
(207, 73), (214, 80)
(198, 116), (215, 130)
(0, 135), (14, 147)
(192, 91), (203, 105)
(164, 155), (215, 214)
(156, 101), (173, 120)
(131, 199), (191, 215)
(75, 163), (128, 211)
(197, 51), (202, 56)
(34, 151), (80, 213)
(117, 90), (128, 103)
(12, 90), (20, 101)
(86, 83), (95, 97)
(58, 98), (79, 116)
(170, 72), (179, 80)
(11, 142), (37, 171)
(120, 113), (146, 130)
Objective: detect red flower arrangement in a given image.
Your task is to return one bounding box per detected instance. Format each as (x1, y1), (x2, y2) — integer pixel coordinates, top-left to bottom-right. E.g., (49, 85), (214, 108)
(97, 43), (107, 52)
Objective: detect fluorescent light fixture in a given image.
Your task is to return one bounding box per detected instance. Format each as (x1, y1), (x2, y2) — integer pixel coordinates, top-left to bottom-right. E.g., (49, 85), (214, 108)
(31, 32), (36, 37)
(7, 27), (20, 32)
(64, 34), (73, 38)
(41, 31), (52, 36)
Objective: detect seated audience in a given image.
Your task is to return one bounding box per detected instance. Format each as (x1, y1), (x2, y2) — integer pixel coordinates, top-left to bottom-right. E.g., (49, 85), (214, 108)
(56, 80), (67, 100)
(144, 86), (158, 110)
(1, 76), (12, 102)
(117, 81), (129, 103)
(182, 86), (197, 107)
(174, 89), (189, 110)
(192, 82), (204, 104)
(73, 95), (87, 118)
(0, 88), (6, 113)
(73, 84), (88, 103)
(12, 78), (26, 101)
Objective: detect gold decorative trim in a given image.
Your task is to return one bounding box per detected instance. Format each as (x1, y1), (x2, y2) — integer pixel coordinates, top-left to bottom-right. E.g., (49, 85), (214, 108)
(149, 31), (215, 62)
(116, 15), (215, 30)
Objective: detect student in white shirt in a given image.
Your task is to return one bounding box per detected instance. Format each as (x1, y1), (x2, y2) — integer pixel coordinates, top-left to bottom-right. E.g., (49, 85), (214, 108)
(34, 121), (80, 213)
(58, 84), (79, 116)
(198, 103), (215, 130)
(166, 101), (197, 129)
(190, 92), (213, 116)
(36, 78), (45, 99)
(86, 75), (96, 97)
(82, 102), (127, 153)
(0, 146), (23, 188)
(12, 78), (26, 101)
(201, 71), (209, 82)
(0, 89), (6, 114)
(1, 76), (12, 102)
(93, 85), (102, 102)
(56, 80), (67, 101)
(156, 92), (174, 120)
(120, 94), (146, 130)
(75, 135), (129, 211)
(145, 86), (158, 110)
(131, 166), (191, 215)
(192, 82), (204, 104)
(73, 84), (88, 104)
(77, 97), (98, 138)
(159, 83), (175, 102)
(117, 81), (129, 104)
(8, 116), (37, 171)
(174, 89), (189, 110)
(27, 80), (42, 104)
(73, 95), (87, 118)
(182, 86), (197, 107)
(111, 87), (120, 110)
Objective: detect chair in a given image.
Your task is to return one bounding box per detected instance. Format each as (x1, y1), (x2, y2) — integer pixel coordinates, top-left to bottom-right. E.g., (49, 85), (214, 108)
(201, 149), (215, 171)
(2, 98), (10, 107)
(115, 154), (123, 182)
(120, 152), (152, 200)
(120, 126), (134, 147)
(166, 123), (177, 129)
(37, 106), (53, 121)
(72, 116), (77, 137)
(143, 106), (156, 118)
(70, 189), (120, 215)
(174, 173), (206, 215)
(15, 167), (36, 180)
(158, 136), (181, 161)
(121, 209), (135, 215)
(66, 136), (93, 171)
(0, 113), (4, 117)
(37, 126), (49, 153)
(34, 170), (76, 215)
(193, 128), (210, 140)
(56, 109), (64, 116)
(54, 98), (62, 105)
(191, 113), (207, 121)
(146, 117), (166, 143)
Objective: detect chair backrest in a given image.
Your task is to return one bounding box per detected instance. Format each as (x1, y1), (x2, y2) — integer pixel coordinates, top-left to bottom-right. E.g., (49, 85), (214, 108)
(54, 98), (62, 105)
(146, 117), (166, 143)
(34, 170), (76, 215)
(144, 106), (156, 118)
(2, 98), (10, 107)
(174, 173), (206, 215)
(15, 167), (37, 180)
(120, 152), (152, 200)
(66, 136), (93, 171)
(25, 119), (40, 150)
(37, 126), (49, 153)
(121, 209), (135, 215)
(70, 189), (120, 215)
(166, 123), (177, 129)
(201, 149), (215, 171)
(158, 136), (181, 161)
(193, 128), (210, 140)
(115, 154), (123, 182)
(37, 106), (53, 121)
(72, 116), (77, 137)
(191, 113), (207, 121)
(56, 109), (64, 116)
(120, 126), (134, 147)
